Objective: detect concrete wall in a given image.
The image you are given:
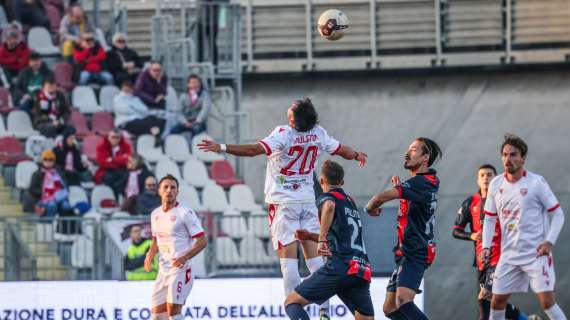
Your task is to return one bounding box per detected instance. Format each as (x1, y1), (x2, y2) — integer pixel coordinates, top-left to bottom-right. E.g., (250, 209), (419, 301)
(241, 69), (570, 319)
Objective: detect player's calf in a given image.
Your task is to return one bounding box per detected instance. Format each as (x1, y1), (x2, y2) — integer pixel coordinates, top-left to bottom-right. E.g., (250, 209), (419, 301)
(284, 291), (311, 320)
(166, 304), (183, 320)
(151, 304), (168, 320)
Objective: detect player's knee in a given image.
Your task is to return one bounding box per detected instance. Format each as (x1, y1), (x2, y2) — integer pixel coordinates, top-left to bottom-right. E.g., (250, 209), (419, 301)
(538, 294), (555, 310)
(383, 301), (396, 316)
(491, 295), (508, 309)
(284, 291), (306, 307)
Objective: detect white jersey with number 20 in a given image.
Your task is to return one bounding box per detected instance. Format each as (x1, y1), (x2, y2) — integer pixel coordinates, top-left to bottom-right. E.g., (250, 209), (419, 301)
(258, 125), (341, 204)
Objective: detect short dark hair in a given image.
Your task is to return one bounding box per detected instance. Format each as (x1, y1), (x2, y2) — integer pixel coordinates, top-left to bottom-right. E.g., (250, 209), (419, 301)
(416, 137), (442, 167)
(478, 163), (497, 175)
(158, 174), (179, 189)
(292, 97), (318, 132)
(29, 52), (41, 61)
(501, 133), (528, 157)
(43, 75), (56, 85)
(321, 160), (344, 185)
(121, 79), (133, 88)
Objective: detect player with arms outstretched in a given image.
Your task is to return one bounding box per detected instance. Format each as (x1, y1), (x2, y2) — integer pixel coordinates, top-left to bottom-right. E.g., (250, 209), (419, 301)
(198, 98), (367, 319)
(482, 135), (566, 320)
(285, 160), (374, 320)
(365, 137), (441, 320)
(144, 174), (208, 320)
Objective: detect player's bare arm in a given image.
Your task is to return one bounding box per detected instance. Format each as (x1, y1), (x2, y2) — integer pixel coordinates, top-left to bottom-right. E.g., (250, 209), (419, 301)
(334, 145), (368, 167)
(144, 236), (158, 272)
(452, 228), (480, 242)
(197, 139), (266, 157)
(317, 200), (336, 257)
(365, 188), (400, 216)
(171, 234), (208, 268)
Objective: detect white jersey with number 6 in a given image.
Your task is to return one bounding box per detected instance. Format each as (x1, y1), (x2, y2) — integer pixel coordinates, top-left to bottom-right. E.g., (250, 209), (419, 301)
(258, 125), (341, 204)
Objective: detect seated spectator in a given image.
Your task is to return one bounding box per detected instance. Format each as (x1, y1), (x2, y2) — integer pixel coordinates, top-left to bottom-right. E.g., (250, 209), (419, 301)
(32, 77), (70, 137)
(123, 153), (152, 200)
(170, 74), (211, 141)
(0, 22), (30, 83)
(59, 4), (93, 59)
(134, 61), (167, 110)
(28, 150), (73, 218)
(122, 171), (159, 216)
(10, 0), (50, 29)
(113, 80), (165, 137)
(124, 225), (157, 280)
(95, 129), (132, 197)
(14, 52), (53, 114)
(107, 33), (142, 86)
(73, 33), (113, 86)
(53, 127), (93, 186)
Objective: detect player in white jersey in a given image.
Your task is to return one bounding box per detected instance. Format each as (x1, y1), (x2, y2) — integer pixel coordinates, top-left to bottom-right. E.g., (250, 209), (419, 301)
(144, 174), (207, 320)
(198, 98), (367, 319)
(482, 134), (566, 320)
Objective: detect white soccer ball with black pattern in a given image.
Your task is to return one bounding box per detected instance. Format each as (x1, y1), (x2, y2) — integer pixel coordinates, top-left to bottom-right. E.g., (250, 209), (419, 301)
(317, 9), (349, 41)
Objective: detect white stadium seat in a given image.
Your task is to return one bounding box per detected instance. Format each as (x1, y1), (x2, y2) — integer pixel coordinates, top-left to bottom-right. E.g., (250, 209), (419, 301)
(165, 134), (193, 162)
(191, 133), (224, 163)
(154, 157), (182, 181)
(27, 27), (59, 55)
(71, 235), (94, 268)
(136, 134), (165, 162)
(82, 210), (102, 239)
(91, 185), (115, 210)
(182, 158), (216, 188)
(7, 110), (39, 138)
(99, 85), (120, 111)
(229, 184), (263, 212)
(178, 182), (206, 212)
(239, 235), (275, 265)
(249, 214), (270, 238)
(72, 86), (104, 114)
(112, 211), (131, 218)
(202, 184), (231, 213)
(69, 186), (89, 206)
(25, 135), (54, 160)
(221, 216), (249, 238)
(15, 160), (38, 190)
(215, 237), (241, 265)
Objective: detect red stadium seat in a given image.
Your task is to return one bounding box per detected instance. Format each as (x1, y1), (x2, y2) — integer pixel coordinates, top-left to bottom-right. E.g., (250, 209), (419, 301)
(45, 4), (61, 42)
(54, 63), (74, 91)
(91, 111), (114, 135)
(210, 160), (242, 188)
(81, 134), (100, 162)
(70, 109), (91, 138)
(0, 136), (32, 165)
(0, 88), (14, 114)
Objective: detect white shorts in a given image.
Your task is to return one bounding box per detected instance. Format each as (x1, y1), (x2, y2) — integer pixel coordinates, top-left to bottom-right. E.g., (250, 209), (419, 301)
(492, 255), (556, 295)
(151, 266), (194, 306)
(268, 203), (320, 251)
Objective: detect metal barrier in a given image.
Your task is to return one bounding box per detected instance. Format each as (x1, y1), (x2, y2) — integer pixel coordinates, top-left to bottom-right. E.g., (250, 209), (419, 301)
(3, 221), (37, 281)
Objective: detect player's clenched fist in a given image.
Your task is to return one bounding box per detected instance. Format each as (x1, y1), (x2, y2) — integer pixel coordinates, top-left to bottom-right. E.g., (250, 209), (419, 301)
(171, 256), (187, 268)
(391, 176), (401, 187)
(317, 241), (332, 257)
(481, 248), (490, 266)
(536, 241), (553, 257)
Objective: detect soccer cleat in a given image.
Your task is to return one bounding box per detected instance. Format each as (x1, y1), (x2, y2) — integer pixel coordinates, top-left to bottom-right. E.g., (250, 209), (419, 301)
(528, 315), (542, 320)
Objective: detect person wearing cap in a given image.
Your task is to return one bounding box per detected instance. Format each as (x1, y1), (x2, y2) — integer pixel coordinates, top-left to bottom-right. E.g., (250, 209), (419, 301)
(73, 32), (113, 86)
(32, 76), (70, 138)
(0, 22), (31, 82)
(125, 225), (157, 280)
(14, 52), (53, 114)
(107, 33), (143, 85)
(28, 150), (72, 218)
(53, 127), (93, 186)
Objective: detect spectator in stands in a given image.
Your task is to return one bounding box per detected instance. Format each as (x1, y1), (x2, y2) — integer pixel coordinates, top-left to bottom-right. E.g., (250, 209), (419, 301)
(14, 52), (53, 114)
(60, 4), (93, 59)
(134, 61), (167, 110)
(0, 22), (30, 83)
(73, 32), (113, 86)
(123, 153), (152, 200)
(122, 172), (160, 216)
(95, 128), (132, 197)
(107, 33), (142, 86)
(10, 0), (50, 29)
(125, 225), (157, 280)
(32, 76), (70, 138)
(53, 127), (93, 186)
(113, 80), (165, 137)
(170, 74), (211, 141)
(28, 150), (73, 218)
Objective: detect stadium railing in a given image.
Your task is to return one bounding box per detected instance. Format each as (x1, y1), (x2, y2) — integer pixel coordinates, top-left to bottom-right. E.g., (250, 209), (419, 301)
(2, 219), (37, 281)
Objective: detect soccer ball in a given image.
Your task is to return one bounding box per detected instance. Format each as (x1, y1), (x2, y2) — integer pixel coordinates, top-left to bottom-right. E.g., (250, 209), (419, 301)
(317, 9), (349, 41)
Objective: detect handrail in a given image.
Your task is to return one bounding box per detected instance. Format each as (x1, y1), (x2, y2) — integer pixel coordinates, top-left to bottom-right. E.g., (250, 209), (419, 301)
(5, 223), (37, 280)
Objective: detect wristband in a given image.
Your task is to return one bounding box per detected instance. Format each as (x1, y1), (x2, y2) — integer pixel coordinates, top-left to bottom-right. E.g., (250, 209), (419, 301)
(220, 144), (227, 153)
(318, 240), (327, 243)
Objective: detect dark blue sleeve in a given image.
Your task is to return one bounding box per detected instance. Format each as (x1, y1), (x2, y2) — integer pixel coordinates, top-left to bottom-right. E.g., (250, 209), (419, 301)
(396, 177), (430, 204)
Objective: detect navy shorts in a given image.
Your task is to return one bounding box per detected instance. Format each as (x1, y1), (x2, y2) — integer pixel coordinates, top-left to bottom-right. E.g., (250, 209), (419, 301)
(386, 256), (426, 294)
(478, 266), (496, 292)
(295, 266), (374, 317)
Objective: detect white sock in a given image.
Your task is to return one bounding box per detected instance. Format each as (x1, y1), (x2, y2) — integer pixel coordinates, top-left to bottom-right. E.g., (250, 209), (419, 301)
(168, 314), (183, 320)
(152, 313), (168, 320)
(305, 256), (329, 313)
(490, 309), (506, 320)
(280, 258), (301, 296)
(545, 304), (567, 320)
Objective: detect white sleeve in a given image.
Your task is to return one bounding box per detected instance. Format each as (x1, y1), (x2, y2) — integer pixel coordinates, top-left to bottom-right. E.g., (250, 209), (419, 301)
(184, 210), (205, 238)
(258, 126), (288, 156)
(319, 127), (341, 155)
(482, 182), (498, 249)
(150, 213), (156, 237)
(546, 207), (564, 245)
(537, 177), (560, 213)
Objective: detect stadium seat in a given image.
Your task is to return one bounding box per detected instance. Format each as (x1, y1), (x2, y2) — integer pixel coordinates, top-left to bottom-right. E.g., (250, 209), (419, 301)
(0, 87), (14, 114)
(166, 86), (180, 112)
(45, 4), (61, 39)
(0, 136), (31, 165)
(154, 157), (182, 181)
(210, 160), (243, 188)
(191, 133), (224, 162)
(178, 182), (206, 212)
(91, 111), (115, 135)
(0, 6), (7, 26)
(15, 160), (38, 190)
(7, 110), (39, 139)
(165, 134), (193, 162)
(81, 134), (100, 162)
(69, 186), (89, 206)
(229, 184), (262, 212)
(215, 237), (241, 266)
(0, 115), (6, 136)
(112, 211), (130, 218)
(249, 213), (270, 238)
(71, 235), (94, 268)
(99, 85), (120, 111)
(70, 110), (91, 138)
(54, 63), (74, 91)
(182, 158), (216, 188)
(240, 235), (275, 265)
(91, 185), (116, 211)
(221, 216), (249, 238)
(27, 27), (59, 55)
(72, 86), (104, 114)
(136, 134), (165, 162)
(81, 210), (101, 241)
(24, 135), (54, 160)
(202, 184), (232, 213)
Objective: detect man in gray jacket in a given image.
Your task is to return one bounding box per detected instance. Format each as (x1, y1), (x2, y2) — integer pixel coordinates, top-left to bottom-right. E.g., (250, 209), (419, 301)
(169, 74), (211, 141)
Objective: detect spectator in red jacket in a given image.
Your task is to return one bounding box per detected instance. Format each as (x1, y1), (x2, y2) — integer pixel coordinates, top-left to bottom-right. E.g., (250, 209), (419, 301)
(0, 23), (31, 82)
(73, 33), (113, 86)
(95, 129), (132, 197)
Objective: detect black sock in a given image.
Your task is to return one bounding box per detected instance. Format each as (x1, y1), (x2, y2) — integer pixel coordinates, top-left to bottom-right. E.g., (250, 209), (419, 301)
(505, 303), (521, 320)
(385, 309), (408, 320)
(479, 299), (491, 320)
(285, 303), (309, 320)
(399, 301), (429, 320)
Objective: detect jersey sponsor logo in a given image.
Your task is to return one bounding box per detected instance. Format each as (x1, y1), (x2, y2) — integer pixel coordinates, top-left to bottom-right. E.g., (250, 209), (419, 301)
(520, 188), (528, 196)
(501, 208), (520, 219)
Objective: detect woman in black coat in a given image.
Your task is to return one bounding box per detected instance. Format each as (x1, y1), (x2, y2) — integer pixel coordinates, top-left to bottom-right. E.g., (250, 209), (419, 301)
(53, 127), (93, 186)
(106, 33), (142, 86)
